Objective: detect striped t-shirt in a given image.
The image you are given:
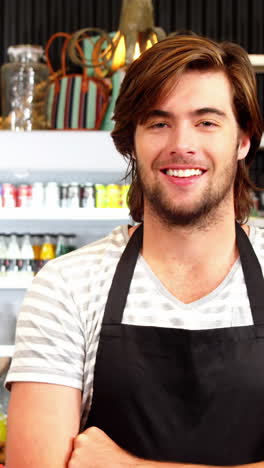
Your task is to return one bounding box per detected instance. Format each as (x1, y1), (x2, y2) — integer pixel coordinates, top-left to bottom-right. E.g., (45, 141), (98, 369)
(6, 224), (264, 430)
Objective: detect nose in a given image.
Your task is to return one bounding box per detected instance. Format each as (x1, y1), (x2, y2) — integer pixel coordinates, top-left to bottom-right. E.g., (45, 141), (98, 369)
(166, 123), (197, 156)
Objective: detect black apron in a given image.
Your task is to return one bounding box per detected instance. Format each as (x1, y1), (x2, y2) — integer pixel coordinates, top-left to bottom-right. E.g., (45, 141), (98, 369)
(85, 223), (264, 465)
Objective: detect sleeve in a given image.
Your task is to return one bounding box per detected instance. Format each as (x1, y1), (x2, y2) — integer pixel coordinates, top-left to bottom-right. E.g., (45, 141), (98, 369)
(5, 259), (86, 391)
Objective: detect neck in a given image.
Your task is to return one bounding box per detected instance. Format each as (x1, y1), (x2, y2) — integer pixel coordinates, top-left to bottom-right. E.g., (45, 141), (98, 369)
(134, 205), (245, 304)
(140, 189), (244, 260)
(142, 210), (238, 266)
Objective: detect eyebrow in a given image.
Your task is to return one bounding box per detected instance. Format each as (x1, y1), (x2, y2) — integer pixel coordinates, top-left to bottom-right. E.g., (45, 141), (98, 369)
(191, 107), (227, 118)
(141, 109), (174, 123)
(142, 107), (227, 123)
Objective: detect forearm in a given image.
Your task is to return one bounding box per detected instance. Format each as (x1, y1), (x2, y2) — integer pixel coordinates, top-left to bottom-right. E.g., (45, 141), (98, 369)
(134, 461), (264, 468)
(69, 427), (264, 468)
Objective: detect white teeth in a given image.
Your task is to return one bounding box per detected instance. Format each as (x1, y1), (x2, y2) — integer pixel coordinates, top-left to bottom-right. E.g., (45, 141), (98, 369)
(166, 169), (203, 177)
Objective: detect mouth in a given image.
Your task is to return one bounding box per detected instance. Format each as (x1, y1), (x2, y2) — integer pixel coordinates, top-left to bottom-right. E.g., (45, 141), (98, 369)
(160, 168), (207, 178)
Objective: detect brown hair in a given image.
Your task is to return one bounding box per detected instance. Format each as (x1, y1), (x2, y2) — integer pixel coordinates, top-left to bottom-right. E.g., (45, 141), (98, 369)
(111, 35), (263, 223)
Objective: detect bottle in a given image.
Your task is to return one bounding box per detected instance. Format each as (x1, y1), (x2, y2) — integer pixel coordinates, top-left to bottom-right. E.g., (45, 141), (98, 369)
(0, 403), (7, 457)
(65, 234), (77, 253)
(59, 183), (69, 208)
(2, 184), (16, 208)
(68, 183), (80, 209)
(55, 234), (67, 257)
(5, 233), (21, 278)
(121, 184), (130, 208)
(81, 183), (95, 208)
(0, 235), (7, 277)
(32, 182), (45, 208)
(39, 234), (55, 268)
(20, 234), (34, 277)
(1, 44), (49, 130)
(31, 234), (42, 274)
(50, 234), (57, 251)
(95, 184), (107, 208)
(44, 182), (60, 208)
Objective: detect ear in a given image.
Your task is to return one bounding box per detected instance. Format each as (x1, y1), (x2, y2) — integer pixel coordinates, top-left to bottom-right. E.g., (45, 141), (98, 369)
(237, 132), (251, 161)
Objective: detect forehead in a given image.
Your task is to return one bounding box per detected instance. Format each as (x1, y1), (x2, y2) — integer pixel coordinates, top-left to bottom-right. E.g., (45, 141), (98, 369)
(155, 69), (234, 113)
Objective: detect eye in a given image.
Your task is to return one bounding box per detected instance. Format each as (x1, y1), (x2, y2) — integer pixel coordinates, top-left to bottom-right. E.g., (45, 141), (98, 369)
(149, 122), (169, 129)
(198, 120), (217, 128)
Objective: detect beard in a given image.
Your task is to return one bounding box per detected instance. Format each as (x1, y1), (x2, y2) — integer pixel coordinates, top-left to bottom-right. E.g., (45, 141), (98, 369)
(136, 150), (239, 229)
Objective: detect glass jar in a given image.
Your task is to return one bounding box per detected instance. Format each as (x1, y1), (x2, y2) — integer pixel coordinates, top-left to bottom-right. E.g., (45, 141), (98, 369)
(1, 44), (49, 130)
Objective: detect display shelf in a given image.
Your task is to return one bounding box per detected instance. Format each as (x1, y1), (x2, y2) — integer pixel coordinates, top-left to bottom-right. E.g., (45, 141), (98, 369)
(0, 277), (33, 289)
(249, 216), (264, 228)
(249, 54), (264, 73)
(0, 125), (263, 155)
(0, 207), (130, 220)
(0, 130), (127, 173)
(0, 345), (14, 357)
(0, 131), (131, 353)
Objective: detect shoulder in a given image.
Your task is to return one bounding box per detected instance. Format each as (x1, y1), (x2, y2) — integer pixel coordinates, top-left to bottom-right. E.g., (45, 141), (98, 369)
(54, 223), (128, 263)
(5, 225), (130, 391)
(21, 224), (130, 324)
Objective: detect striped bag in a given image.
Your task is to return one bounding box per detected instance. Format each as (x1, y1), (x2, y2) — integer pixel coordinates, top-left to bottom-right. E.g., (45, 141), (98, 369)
(65, 28), (124, 130)
(45, 32), (110, 130)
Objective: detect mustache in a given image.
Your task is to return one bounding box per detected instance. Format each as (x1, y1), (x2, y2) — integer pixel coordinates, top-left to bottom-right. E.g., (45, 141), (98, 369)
(152, 157), (209, 169)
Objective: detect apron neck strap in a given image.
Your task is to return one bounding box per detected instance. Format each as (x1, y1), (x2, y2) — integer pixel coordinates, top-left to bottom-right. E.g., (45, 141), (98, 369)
(235, 222), (264, 331)
(103, 223), (143, 325)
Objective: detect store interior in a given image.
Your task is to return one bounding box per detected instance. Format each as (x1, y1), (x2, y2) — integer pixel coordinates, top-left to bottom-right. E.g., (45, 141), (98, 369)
(1, 0), (264, 464)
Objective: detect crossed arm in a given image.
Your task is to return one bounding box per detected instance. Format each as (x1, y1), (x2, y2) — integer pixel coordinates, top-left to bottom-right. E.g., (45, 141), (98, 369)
(68, 426), (264, 468)
(5, 382), (264, 468)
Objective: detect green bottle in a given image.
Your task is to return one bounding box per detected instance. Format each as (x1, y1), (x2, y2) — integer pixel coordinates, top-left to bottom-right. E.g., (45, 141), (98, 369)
(55, 234), (67, 257)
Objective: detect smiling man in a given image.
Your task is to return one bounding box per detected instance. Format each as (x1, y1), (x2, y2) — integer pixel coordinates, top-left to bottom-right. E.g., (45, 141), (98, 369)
(5, 35), (264, 468)
(134, 70), (249, 229)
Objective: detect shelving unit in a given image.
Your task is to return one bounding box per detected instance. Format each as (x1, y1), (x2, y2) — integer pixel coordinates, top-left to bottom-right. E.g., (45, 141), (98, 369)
(1, 93), (264, 357)
(0, 278), (32, 289)
(0, 346), (14, 358)
(0, 130), (127, 173)
(249, 217), (264, 228)
(0, 131), (130, 357)
(249, 54), (264, 73)
(0, 208), (129, 221)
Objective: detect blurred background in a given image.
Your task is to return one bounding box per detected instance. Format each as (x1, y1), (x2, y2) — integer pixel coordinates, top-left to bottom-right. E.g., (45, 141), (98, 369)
(0, 1), (264, 463)
(0, 0), (263, 184)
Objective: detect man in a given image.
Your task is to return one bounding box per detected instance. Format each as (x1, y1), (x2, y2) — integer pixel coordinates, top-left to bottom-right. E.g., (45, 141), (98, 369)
(5, 34), (264, 467)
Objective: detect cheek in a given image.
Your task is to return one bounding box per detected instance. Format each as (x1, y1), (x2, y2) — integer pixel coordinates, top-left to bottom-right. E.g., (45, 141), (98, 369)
(135, 138), (162, 162)
(135, 127), (169, 159)
(207, 131), (238, 159)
